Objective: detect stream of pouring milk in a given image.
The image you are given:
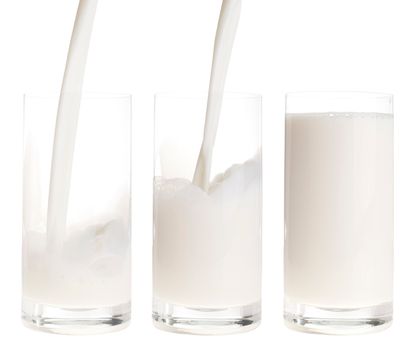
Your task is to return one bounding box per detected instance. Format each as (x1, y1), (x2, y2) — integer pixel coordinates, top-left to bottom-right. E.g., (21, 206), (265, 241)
(47, 0), (98, 251)
(154, 0), (262, 308)
(192, 0), (242, 191)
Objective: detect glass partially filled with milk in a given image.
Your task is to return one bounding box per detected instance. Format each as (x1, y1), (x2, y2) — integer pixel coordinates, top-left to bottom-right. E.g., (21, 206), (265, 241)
(153, 93), (262, 334)
(22, 94), (131, 334)
(284, 92), (393, 334)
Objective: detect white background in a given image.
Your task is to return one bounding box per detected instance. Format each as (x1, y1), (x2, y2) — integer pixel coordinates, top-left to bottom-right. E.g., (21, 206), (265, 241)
(0, 0), (415, 348)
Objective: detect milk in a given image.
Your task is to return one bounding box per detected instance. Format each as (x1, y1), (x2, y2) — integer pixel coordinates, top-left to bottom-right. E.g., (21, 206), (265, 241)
(23, 219), (130, 307)
(193, 0), (242, 191)
(285, 112), (393, 308)
(154, 155), (261, 308)
(47, 0), (98, 250)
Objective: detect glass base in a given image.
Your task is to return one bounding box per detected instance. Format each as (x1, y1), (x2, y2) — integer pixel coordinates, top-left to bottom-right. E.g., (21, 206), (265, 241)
(152, 298), (261, 335)
(284, 300), (392, 335)
(22, 298), (130, 335)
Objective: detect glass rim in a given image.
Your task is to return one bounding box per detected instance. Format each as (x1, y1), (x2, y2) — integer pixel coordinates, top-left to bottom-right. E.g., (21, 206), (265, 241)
(285, 91), (393, 101)
(154, 91), (262, 101)
(23, 92), (132, 100)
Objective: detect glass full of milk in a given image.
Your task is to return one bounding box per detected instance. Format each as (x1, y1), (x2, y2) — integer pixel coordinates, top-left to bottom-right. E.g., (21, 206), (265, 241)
(153, 93), (262, 334)
(22, 94), (131, 334)
(284, 92), (394, 334)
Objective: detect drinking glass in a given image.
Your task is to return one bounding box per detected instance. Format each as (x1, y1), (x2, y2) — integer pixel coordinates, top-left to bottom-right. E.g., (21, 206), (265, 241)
(153, 93), (262, 334)
(22, 94), (131, 334)
(284, 92), (394, 334)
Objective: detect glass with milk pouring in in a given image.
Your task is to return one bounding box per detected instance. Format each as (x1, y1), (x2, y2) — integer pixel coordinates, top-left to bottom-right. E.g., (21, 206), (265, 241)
(153, 93), (262, 335)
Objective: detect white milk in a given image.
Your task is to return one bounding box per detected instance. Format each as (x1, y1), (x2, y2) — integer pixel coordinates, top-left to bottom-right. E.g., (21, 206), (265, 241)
(193, 0), (242, 191)
(154, 155), (261, 308)
(23, 218), (130, 307)
(47, 0), (98, 250)
(285, 112), (393, 308)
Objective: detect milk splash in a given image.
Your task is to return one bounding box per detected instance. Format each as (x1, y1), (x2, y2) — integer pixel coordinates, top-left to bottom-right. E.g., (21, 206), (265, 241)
(192, 0), (242, 191)
(47, 0), (98, 251)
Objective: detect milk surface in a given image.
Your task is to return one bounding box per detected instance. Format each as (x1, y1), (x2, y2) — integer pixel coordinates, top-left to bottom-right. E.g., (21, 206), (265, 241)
(285, 112), (393, 308)
(154, 155), (261, 308)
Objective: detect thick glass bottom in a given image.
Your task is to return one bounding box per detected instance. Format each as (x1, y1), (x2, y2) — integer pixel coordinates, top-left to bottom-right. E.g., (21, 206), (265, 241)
(153, 298), (261, 335)
(284, 299), (392, 335)
(22, 298), (130, 335)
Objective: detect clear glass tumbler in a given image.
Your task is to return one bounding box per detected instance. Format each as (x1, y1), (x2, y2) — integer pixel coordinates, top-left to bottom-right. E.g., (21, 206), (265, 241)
(22, 94), (131, 334)
(284, 92), (394, 334)
(153, 93), (262, 334)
